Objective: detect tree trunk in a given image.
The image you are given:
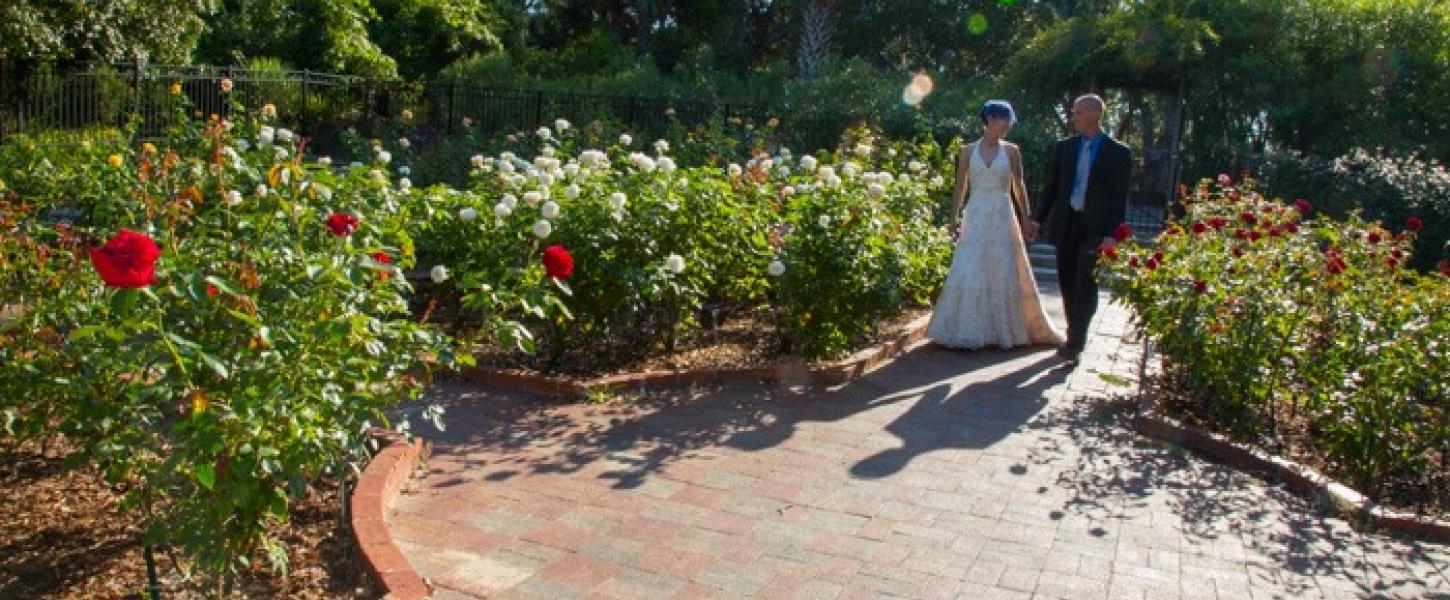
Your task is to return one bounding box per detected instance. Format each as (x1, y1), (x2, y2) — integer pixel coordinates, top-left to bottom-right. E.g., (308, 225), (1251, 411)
(796, 0), (834, 79)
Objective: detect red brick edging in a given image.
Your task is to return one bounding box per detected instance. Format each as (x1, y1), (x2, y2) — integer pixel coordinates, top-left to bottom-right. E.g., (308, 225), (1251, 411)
(459, 313), (933, 397)
(1133, 381), (1450, 543)
(351, 428), (432, 600)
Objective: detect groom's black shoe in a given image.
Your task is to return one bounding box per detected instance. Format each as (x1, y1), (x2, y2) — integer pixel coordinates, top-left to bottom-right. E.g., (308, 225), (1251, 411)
(1055, 346), (1081, 363)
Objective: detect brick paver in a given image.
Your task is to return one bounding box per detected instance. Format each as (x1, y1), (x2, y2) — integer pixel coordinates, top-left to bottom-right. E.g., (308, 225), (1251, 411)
(393, 285), (1450, 599)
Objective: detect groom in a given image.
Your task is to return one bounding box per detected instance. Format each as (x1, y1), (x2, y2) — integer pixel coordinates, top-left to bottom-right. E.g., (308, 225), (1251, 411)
(1026, 94), (1132, 363)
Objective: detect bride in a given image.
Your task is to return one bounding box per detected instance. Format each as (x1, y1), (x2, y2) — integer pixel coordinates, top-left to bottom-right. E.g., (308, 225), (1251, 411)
(926, 100), (1064, 349)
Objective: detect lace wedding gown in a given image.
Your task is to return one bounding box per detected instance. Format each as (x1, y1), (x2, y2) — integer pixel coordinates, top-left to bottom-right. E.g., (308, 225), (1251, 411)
(926, 143), (1064, 349)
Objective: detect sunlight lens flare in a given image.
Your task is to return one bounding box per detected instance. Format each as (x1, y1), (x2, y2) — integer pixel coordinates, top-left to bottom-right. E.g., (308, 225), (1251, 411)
(902, 73), (934, 107)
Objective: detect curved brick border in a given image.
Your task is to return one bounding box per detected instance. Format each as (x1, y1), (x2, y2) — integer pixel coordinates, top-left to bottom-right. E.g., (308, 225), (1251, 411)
(458, 313), (933, 397)
(351, 428), (432, 600)
(1133, 352), (1450, 543)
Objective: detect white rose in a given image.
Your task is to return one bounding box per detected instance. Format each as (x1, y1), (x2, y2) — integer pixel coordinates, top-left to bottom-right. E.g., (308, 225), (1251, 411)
(274, 147), (289, 161)
(817, 166), (836, 180)
(665, 254), (686, 274)
(931, 175), (945, 187)
(728, 163), (743, 177)
(315, 184), (333, 201)
(399, 178), (412, 192)
(509, 174), (528, 188)
(629, 152), (656, 173)
(369, 169), (386, 183)
(908, 160), (925, 172)
(782, 186), (796, 197)
(541, 201), (560, 219)
(493, 202), (512, 218)
(500, 161), (517, 174)
(537, 127), (552, 140)
(898, 173), (912, 184)
(867, 183), (886, 198)
(566, 184), (581, 200)
(258, 126), (275, 146)
(554, 118), (571, 132)
(255, 184), (268, 197)
(236, 139), (251, 152)
(777, 166), (791, 178)
(609, 192), (627, 211)
(532, 220), (553, 238)
(564, 163), (581, 178)
(854, 143), (872, 158)
(819, 215), (831, 227)
(538, 172), (555, 187)
(471, 154), (486, 168)
(226, 190), (243, 206)
(842, 162), (859, 177)
(767, 260), (786, 277)
(276, 128), (294, 144)
(658, 157), (677, 174)
(523, 191), (543, 206)
(501, 193), (518, 209)
(619, 134), (633, 146)
(376, 150), (392, 165)
(399, 166), (411, 176)
(780, 148), (792, 158)
(800, 155), (819, 172)
(654, 140), (670, 154)
(459, 207), (478, 221)
(826, 175), (843, 187)
(319, 156), (333, 166)
(430, 265), (449, 283)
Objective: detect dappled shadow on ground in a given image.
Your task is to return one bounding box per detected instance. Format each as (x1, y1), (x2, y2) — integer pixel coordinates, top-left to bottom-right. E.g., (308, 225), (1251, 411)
(414, 343), (1070, 494)
(1023, 392), (1450, 596)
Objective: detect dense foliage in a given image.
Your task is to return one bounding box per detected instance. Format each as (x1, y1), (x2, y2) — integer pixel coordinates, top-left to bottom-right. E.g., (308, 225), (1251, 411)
(1103, 176), (1448, 499)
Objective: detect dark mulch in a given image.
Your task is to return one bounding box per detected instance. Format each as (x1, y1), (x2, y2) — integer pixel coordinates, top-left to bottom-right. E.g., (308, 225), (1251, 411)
(0, 438), (380, 600)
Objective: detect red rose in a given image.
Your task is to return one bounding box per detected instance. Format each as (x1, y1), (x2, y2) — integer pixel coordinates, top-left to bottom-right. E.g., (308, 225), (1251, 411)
(1191, 221), (1207, 235)
(1295, 199), (1312, 214)
(1210, 216), (1228, 230)
(1194, 280), (1208, 294)
(1129, 257), (1141, 269)
(1366, 231), (1382, 245)
(1406, 216), (1423, 231)
(372, 252), (392, 281)
(1268, 226), (1282, 237)
(89, 229), (160, 288)
(206, 284), (220, 298)
(1153, 251), (1164, 263)
(1241, 211), (1257, 225)
(1112, 223), (1133, 242)
(1285, 222), (1299, 234)
(1328, 258), (1346, 275)
(1217, 174), (1232, 186)
(1098, 246), (1118, 260)
(542, 245), (574, 280)
(1385, 258), (1398, 269)
(326, 212), (359, 236)
(1146, 259), (1159, 271)
(1234, 228), (1249, 240)
(1392, 250), (1404, 260)
(1233, 247), (1244, 258)
(1248, 230), (1263, 242)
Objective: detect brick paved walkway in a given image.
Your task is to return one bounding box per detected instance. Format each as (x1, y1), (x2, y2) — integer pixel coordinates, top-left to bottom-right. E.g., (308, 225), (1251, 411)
(392, 288), (1450, 599)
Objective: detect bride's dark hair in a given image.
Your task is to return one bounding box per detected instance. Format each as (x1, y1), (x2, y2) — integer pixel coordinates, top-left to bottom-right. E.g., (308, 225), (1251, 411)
(980, 100), (1017, 125)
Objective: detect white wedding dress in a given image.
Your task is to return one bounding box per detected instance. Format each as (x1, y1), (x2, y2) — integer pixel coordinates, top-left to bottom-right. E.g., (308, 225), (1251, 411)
(926, 143), (1064, 349)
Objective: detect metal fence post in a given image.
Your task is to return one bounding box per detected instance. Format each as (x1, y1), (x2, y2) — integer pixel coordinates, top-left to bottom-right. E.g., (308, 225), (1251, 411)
(301, 69), (311, 128)
(534, 90), (544, 126)
(131, 57), (144, 134)
(446, 82), (455, 134)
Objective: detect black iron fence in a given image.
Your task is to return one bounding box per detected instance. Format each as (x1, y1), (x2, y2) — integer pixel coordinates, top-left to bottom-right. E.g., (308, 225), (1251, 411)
(0, 61), (770, 144)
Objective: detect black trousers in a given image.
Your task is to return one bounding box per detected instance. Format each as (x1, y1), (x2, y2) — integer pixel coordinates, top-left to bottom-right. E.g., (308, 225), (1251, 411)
(1055, 210), (1101, 353)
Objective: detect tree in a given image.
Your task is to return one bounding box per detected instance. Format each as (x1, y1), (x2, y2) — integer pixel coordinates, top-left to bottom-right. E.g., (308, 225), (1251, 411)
(796, 0), (834, 78)
(0, 0), (212, 64)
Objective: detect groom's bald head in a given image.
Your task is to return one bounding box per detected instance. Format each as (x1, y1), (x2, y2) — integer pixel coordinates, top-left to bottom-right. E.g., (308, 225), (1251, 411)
(1071, 94), (1105, 135)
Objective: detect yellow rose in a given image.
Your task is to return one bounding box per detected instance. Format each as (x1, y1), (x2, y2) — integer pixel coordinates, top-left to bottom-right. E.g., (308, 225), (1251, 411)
(170, 82), (182, 95)
(0, 178), (6, 192)
(142, 142), (157, 155)
(107, 154), (124, 168)
(189, 389), (210, 414)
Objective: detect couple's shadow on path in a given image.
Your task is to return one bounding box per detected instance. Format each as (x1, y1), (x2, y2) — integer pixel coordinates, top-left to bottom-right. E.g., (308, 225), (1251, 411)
(423, 343), (1071, 489)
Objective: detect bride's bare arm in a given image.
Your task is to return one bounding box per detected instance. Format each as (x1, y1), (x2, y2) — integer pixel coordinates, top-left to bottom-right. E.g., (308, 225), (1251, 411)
(949, 144), (971, 223)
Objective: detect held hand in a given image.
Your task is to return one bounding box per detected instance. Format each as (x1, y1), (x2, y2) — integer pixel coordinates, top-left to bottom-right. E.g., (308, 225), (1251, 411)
(1023, 221), (1041, 242)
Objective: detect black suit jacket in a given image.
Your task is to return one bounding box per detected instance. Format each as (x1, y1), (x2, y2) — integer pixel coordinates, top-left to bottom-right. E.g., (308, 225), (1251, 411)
(1034, 134), (1132, 247)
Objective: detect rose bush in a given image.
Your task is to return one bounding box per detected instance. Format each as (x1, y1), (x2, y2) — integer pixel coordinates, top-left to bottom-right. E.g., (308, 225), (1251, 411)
(1103, 176), (1449, 498)
(0, 97), (469, 576)
(413, 121), (955, 364)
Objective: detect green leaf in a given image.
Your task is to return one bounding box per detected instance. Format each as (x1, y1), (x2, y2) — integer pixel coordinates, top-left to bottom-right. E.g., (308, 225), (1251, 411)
(204, 276), (243, 297)
(110, 288), (139, 315)
(199, 352), (230, 379)
(194, 462), (215, 490)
